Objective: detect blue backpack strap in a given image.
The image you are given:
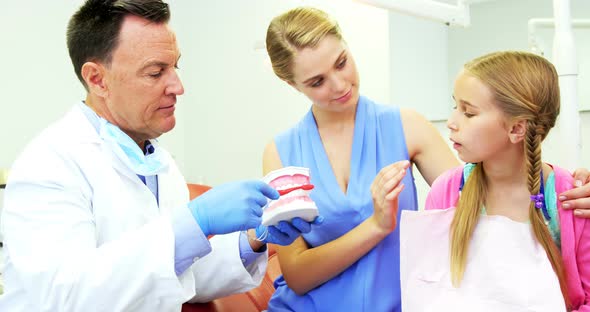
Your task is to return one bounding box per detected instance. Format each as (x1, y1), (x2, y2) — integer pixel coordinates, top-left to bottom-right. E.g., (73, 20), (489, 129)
(459, 163), (477, 192)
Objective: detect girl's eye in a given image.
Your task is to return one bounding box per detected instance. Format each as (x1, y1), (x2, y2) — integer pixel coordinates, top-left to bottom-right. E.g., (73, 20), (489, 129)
(337, 58), (347, 69)
(453, 104), (474, 117)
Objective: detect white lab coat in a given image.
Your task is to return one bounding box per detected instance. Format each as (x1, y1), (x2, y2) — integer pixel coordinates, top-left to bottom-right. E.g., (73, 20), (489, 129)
(0, 104), (267, 312)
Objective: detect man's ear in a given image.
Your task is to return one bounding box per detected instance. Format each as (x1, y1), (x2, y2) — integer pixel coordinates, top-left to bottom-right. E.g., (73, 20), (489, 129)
(81, 61), (108, 97)
(509, 119), (527, 143)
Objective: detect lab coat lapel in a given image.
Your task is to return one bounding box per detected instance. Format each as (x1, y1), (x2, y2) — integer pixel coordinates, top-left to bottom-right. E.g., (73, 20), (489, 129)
(154, 155), (175, 216)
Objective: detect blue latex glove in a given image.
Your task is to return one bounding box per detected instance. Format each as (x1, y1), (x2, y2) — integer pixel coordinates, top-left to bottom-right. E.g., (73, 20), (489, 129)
(255, 216), (324, 246)
(189, 180), (279, 236)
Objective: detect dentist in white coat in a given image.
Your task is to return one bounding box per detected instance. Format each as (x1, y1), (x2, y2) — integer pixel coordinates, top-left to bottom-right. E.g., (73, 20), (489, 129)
(0, 1), (320, 311)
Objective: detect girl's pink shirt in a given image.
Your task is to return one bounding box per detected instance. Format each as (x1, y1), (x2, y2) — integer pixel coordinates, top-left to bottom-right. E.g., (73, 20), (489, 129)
(425, 165), (590, 311)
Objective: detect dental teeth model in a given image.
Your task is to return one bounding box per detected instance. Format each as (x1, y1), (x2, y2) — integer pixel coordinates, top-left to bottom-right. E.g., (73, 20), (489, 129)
(262, 166), (319, 226)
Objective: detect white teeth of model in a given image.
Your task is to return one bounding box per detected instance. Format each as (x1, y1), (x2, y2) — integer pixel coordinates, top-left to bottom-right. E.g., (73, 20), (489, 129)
(285, 189), (307, 197)
(275, 200), (317, 210)
(277, 183), (298, 191)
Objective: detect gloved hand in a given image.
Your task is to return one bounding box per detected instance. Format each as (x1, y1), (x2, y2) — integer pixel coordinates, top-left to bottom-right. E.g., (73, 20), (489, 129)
(189, 180), (279, 236)
(255, 216), (324, 245)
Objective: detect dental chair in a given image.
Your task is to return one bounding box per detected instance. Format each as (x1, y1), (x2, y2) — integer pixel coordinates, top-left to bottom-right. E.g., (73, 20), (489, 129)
(182, 183), (282, 312)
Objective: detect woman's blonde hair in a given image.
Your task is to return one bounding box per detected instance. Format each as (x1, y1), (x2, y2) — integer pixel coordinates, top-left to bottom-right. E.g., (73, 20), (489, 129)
(266, 7), (343, 83)
(449, 51), (568, 306)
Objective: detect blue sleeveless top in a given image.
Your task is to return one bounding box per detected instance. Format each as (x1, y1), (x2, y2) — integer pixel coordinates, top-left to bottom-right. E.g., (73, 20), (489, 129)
(268, 96), (418, 312)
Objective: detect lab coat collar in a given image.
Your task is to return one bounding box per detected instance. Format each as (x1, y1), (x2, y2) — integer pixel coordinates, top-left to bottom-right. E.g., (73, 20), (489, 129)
(68, 103), (173, 184)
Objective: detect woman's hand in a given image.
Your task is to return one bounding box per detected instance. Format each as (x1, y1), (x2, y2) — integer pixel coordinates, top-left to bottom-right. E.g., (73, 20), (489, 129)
(370, 160), (410, 233)
(560, 168), (590, 217)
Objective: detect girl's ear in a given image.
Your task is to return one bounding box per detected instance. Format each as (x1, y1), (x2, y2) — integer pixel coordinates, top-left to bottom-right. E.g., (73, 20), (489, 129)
(509, 119), (527, 143)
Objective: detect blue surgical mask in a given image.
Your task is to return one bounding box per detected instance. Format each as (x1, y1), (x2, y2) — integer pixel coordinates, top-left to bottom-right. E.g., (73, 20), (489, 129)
(99, 118), (169, 176)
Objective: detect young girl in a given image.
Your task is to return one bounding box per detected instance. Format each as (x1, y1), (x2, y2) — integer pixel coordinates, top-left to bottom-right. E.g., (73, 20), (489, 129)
(402, 51), (590, 311)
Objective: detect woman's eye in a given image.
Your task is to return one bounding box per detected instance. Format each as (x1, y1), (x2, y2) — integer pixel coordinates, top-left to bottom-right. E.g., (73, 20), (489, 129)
(311, 78), (324, 87)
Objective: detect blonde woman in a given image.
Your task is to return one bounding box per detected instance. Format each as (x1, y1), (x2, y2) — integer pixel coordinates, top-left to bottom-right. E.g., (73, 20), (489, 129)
(263, 7), (590, 312)
(408, 51), (590, 311)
